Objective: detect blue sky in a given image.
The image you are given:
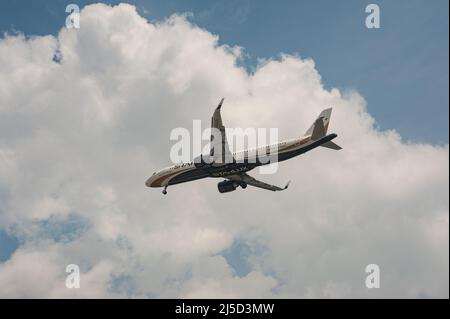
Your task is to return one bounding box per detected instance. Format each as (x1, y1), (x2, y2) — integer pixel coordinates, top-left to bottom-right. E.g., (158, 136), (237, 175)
(1, 0), (448, 144)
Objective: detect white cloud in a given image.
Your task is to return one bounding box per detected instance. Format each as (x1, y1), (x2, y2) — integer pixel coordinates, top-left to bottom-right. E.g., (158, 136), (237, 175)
(0, 246), (119, 298)
(0, 3), (448, 298)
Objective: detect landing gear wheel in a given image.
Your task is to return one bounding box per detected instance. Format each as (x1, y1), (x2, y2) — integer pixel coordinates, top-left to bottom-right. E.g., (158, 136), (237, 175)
(162, 186), (168, 195)
(240, 182), (247, 189)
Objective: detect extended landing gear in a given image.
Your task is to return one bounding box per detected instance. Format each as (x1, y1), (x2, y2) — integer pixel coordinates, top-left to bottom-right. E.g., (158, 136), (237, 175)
(162, 185), (168, 195)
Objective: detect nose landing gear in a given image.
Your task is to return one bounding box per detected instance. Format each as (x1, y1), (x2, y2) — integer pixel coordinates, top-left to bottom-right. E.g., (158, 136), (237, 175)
(162, 185), (168, 195)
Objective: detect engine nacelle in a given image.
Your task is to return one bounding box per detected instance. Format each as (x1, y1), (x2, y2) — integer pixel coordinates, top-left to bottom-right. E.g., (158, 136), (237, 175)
(217, 180), (238, 193)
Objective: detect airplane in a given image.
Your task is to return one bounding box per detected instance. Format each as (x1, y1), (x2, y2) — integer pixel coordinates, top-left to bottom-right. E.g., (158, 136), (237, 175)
(146, 98), (341, 194)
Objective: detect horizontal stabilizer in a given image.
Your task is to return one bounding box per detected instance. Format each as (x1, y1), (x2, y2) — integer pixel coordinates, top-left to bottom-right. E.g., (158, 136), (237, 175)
(321, 141), (342, 150)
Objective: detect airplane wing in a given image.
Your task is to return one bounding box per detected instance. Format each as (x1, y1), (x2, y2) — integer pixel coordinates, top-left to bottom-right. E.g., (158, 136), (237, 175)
(210, 98), (234, 164)
(227, 173), (290, 192)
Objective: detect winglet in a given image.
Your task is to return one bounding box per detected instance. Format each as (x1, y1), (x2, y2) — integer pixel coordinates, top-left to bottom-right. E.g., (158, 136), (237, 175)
(216, 98), (224, 110)
(284, 180), (291, 190)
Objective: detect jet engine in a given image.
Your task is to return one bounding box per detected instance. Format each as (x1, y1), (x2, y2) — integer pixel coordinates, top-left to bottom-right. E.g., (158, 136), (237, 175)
(217, 180), (238, 193)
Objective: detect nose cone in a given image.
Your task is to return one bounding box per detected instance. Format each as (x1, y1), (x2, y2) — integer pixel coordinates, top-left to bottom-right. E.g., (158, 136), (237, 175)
(145, 176), (154, 187)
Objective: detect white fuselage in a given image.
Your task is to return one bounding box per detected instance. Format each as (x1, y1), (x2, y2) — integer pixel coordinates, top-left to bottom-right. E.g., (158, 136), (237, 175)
(145, 134), (322, 188)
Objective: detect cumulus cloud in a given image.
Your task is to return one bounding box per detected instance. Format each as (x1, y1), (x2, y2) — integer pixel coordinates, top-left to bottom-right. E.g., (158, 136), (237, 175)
(0, 3), (448, 298)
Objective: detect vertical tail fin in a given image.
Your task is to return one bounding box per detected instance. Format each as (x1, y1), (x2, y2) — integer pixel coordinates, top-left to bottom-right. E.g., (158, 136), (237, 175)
(305, 107), (342, 150)
(305, 108), (332, 140)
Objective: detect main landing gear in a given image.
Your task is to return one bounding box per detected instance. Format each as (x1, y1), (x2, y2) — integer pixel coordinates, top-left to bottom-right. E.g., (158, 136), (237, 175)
(162, 185), (168, 195)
